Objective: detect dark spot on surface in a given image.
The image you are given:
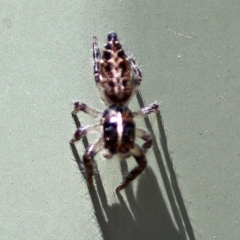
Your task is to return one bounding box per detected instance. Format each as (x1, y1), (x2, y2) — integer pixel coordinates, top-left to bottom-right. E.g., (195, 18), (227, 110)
(4, 18), (12, 28)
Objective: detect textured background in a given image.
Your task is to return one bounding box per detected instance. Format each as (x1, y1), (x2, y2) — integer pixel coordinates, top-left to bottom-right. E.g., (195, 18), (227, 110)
(1, 1), (240, 239)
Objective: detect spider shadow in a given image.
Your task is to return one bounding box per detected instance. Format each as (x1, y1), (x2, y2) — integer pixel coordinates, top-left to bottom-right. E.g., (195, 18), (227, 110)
(70, 91), (196, 240)
(135, 90), (196, 240)
(70, 139), (178, 240)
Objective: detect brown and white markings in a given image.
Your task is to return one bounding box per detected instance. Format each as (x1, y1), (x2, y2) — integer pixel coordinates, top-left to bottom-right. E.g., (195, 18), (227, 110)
(92, 32), (142, 106)
(71, 32), (158, 191)
(71, 102), (158, 191)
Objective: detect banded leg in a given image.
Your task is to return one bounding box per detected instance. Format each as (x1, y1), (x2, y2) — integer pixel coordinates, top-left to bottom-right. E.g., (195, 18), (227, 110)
(133, 102), (159, 118)
(126, 52), (142, 86)
(135, 128), (153, 150)
(116, 144), (147, 191)
(92, 36), (101, 83)
(71, 124), (101, 143)
(83, 139), (104, 186)
(72, 102), (101, 118)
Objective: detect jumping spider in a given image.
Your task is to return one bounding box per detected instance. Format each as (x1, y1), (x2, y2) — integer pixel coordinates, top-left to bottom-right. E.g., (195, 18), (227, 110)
(71, 32), (158, 191)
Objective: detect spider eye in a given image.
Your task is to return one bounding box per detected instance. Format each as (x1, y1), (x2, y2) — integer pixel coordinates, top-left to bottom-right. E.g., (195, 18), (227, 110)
(105, 125), (113, 132)
(122, 122), (135, 143)
(104, 122), (117, 143)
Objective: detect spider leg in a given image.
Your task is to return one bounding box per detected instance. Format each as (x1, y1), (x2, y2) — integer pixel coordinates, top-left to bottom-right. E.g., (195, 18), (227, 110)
(71, 124), (101, 143)
(126, 52), (142, 86)
(92, 35), (101, 83)
(83, 138), (104, 186)
(135, 128), (153, 150)
(116, 144), (147, 191)
(133, 102), (159, 118)
(72, 102), (101, 118)
(102, 149), (113, 159)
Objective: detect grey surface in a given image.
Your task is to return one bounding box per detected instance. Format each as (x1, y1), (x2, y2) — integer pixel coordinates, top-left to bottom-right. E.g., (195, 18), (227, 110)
(1, 0), (240, 239)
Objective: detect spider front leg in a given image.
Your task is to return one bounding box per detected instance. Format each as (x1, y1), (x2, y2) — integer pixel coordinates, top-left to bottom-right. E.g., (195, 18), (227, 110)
(72, 102), (101, 118)
(136, 128), (153, 151)
(83, 139), (103, 186)
(116, 144), (147, 192)
(133, 102), (159, 118)
(92, 35), (101, 83)
(71, 124), (101, 143)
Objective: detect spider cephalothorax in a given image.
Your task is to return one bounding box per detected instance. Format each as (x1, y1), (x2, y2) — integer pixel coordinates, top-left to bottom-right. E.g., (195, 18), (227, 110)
(71, 32), (159, 191)
(71, 103), (158, 191)
(102, 105), (135, 156)
(93, 32), (142, 106)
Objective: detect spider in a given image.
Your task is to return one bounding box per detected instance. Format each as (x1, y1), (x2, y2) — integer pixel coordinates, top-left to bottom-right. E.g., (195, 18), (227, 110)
(92, 32), (142, 106)
(71, 102), (158, 191)
(71, 32), (158, 191)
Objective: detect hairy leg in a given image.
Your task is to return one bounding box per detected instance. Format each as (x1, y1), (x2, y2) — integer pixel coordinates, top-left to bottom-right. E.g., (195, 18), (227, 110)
(116, 144), (147, 191)
(133, 102), (159, 118)
(92, 35), (101, 83)
(72, 102), (101, 118)
(126, 52), (142, 86)
(83, 139), (103, 186)
(70, 124), (101, 143)
(135, 128), (153, 150)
